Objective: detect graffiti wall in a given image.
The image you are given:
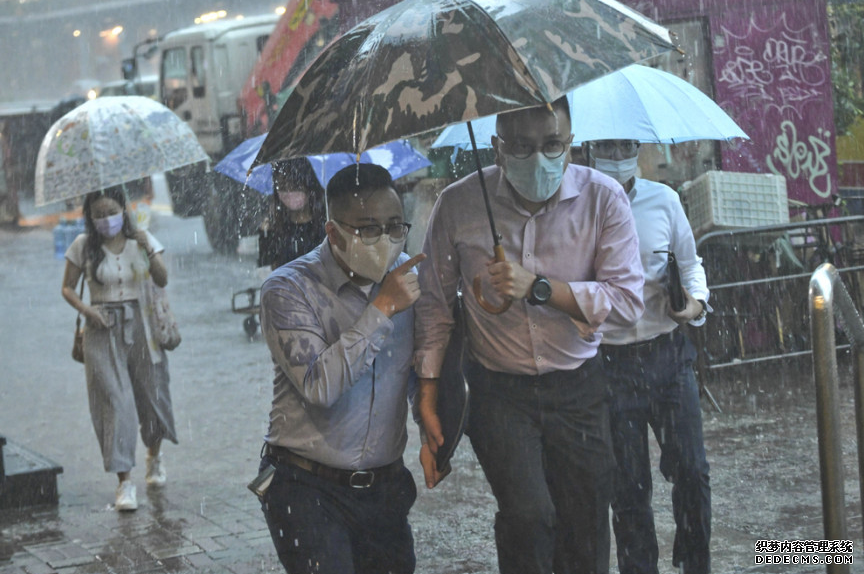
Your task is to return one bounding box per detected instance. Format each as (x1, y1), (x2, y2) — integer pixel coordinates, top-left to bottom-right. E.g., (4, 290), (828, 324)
(713, 4), (836, 203)
(626, 0), (837, 204)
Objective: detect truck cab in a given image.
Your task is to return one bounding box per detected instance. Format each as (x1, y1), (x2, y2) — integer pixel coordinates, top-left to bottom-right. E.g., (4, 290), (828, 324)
(155, 14), (279, 251)
(159, 14), (278, 158)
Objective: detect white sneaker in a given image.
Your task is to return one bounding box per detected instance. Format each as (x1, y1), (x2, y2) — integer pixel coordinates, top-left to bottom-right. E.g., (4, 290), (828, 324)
(115, 480), (138, 511)
(145, 452), (167, 487)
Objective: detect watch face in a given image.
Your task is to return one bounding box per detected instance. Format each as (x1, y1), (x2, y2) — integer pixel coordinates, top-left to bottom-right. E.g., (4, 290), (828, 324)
(533, 278), (552, 301)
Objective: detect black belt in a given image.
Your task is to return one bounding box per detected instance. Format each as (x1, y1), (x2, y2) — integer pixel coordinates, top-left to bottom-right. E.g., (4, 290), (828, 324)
(601, 331), (675, 360)
(263, 444), (403, 489)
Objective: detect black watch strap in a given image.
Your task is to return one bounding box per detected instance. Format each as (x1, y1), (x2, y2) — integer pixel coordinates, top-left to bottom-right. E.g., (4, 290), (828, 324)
(528, 275), (552, 306)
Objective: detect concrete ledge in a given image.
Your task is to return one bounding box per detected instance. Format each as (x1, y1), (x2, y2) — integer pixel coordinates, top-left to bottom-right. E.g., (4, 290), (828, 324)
(0, 439), (63, 510)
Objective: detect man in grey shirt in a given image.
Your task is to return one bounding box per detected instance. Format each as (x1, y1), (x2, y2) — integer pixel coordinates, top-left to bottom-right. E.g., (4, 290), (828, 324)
(257, 163), (425, 574)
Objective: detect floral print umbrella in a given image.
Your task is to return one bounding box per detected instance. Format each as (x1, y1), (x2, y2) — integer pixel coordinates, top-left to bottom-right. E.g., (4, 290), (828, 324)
(253, 0), (676, 166)
(35, 96), (209, 206)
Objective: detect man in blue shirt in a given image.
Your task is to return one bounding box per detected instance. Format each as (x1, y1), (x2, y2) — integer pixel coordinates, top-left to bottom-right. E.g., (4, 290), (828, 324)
(257, 163), (425, 574)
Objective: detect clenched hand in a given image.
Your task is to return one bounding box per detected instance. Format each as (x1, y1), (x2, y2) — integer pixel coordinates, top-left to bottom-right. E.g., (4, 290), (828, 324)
(372, 253), (426, 318)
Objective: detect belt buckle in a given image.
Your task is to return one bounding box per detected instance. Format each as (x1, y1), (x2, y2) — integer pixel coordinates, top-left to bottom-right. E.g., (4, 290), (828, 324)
(349, 470), (375, 488)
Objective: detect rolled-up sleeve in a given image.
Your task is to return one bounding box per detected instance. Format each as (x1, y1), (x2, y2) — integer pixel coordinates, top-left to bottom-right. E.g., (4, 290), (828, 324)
(671, 195), (710, 326)
(577, 190), (644, 331)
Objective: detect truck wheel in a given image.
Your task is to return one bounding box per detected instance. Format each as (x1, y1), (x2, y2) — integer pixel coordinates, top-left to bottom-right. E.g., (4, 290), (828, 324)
(203, 189), (242, 254)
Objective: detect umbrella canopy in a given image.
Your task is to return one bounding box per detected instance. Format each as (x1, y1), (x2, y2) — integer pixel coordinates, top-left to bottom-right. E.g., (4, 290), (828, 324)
(35, 96), (208, 206)
(432, 64), (750, 148)
(215, 134), (432, 195)
(253, 0), (676, 166)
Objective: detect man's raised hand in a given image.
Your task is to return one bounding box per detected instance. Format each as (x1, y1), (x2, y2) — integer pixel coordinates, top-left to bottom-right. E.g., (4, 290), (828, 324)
(373, 253), (427, 317)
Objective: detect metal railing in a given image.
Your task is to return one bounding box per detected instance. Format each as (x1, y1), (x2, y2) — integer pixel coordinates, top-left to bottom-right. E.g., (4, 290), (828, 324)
(693, 216), (864, 379)
(810, 264), (864, 574)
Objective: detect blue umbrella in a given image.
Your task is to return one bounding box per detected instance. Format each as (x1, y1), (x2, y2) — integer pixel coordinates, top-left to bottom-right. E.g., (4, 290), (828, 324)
(215, 134), (431, 195)
(432, 64), (749, 149)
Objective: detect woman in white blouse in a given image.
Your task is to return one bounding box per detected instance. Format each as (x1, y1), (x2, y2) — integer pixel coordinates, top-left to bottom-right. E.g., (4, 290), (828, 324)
(61, 185), (178, 511)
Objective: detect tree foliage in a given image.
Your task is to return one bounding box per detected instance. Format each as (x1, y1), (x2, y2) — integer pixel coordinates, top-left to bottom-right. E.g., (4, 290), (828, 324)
(829, 2), (864, 135)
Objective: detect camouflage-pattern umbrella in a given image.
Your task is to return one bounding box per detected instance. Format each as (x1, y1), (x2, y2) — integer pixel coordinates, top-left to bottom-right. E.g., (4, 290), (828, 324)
(253, 0), (675, 313)
(252, 0), (676, 164)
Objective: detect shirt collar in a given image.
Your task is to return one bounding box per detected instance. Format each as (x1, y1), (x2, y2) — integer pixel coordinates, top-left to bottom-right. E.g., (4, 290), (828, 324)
(320, 238), (354, 291)
(319, 238), (380, 299)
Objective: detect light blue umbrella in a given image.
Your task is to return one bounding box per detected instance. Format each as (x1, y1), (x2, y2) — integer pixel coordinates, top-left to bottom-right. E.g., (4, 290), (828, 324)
(432, 64), (749, 149)
(216, 134), (431, 195)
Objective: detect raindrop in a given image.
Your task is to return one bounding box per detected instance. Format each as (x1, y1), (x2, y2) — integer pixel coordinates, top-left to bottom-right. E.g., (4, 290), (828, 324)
(294, 538), (300, 547)
(279, 529), (284, 538)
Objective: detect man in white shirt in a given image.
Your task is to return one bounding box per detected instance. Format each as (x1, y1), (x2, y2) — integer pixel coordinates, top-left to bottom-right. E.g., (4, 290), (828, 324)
(585, 139), (711, 574)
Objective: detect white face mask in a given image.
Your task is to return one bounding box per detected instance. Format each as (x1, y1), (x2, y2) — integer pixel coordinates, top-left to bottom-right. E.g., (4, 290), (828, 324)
(593, 156), (639, 185)
(93, 212), (124, 238)
(502, 152), (568, 203)
(330, 222), (404, 283)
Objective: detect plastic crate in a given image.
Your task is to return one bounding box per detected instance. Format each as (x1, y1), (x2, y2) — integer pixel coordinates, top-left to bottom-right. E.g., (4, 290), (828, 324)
(680, 171), (789, 237)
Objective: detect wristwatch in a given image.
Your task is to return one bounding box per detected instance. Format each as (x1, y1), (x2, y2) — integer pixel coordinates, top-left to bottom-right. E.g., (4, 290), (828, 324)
(695, 300), (708, 321)
(527, 275), (552, 306)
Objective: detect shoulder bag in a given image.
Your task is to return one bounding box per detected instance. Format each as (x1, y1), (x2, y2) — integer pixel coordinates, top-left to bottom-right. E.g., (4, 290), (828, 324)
(139, 246), (181, 351)
(146, 278), (181, 351)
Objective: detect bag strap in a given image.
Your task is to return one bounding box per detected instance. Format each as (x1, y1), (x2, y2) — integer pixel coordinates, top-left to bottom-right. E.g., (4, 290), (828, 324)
(75, 274), (85, 330)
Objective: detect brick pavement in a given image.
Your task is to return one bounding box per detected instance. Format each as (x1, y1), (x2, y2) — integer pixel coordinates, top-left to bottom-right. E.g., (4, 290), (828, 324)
(0, 482), (282, 573)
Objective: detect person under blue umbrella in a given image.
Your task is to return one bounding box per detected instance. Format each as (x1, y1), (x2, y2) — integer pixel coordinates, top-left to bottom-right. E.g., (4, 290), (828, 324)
(257, 158), (327, 270)
(585, 139), (712, 574)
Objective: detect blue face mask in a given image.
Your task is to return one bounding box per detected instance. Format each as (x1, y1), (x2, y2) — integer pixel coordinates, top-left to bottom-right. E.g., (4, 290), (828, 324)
(502, 152), (568, 203)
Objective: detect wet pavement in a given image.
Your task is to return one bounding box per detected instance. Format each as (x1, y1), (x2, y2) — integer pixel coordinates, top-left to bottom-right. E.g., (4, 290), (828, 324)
(1, 200), (863, 573)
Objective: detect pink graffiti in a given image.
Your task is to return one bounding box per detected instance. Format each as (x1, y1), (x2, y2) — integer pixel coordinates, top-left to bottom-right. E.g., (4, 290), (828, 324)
(766, 121), (832, 198)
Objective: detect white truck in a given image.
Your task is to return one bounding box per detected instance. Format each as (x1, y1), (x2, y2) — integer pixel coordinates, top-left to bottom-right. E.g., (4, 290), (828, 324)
(127, 14), (280, 252)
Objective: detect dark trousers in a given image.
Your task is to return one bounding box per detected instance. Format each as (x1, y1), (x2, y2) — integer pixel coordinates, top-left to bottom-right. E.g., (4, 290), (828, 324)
(465, 357), (614, 574)
(602, 331), (711, 574)
(259, 455), (417, 574)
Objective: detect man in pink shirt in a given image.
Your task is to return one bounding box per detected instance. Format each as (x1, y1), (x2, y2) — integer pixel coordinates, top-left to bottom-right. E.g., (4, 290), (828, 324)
(414, 98), (644, 574)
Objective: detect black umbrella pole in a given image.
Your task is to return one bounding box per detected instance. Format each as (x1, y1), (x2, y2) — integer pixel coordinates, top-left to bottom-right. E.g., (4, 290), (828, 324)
(467, 120), (510, 315)
(467, 121), (500, 249)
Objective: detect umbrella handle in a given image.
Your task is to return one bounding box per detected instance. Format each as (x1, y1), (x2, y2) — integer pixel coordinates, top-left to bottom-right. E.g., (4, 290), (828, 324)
(472, 245), (512, 315)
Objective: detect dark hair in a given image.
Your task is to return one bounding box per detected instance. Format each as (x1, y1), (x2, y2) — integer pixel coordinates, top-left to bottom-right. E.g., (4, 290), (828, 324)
(271, 158), (326, 229)
(496, 95), (571, 137)
(326, 163), (395, 219)
(82, 184), (136, 283)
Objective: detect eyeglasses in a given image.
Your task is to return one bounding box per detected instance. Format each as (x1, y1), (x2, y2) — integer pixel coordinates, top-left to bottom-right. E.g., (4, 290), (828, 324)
(496, 136), (573, 160)
(591, 140), (640, 156)
(336, 220), (412, 245)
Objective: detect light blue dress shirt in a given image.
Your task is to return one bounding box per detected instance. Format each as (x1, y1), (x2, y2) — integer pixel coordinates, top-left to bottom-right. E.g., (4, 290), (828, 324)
(260, 240), (415, 470)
